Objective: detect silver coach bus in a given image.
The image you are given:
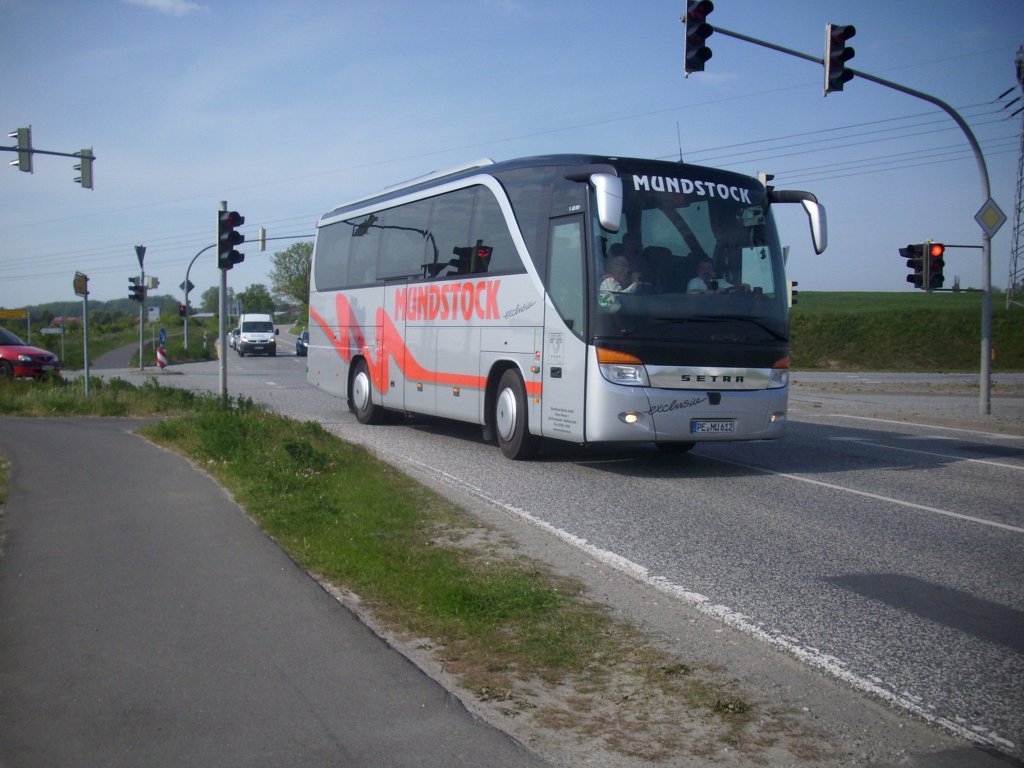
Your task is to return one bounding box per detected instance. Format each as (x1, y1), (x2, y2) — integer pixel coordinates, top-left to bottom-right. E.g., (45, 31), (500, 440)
(308, 154), (826, 459)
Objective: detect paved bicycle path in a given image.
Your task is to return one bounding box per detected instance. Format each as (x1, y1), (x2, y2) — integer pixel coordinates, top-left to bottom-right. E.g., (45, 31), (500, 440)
(0, 417), (546, 768)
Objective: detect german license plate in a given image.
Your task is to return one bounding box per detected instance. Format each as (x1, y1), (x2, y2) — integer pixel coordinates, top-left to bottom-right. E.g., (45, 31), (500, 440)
(690, 419), (736, 434)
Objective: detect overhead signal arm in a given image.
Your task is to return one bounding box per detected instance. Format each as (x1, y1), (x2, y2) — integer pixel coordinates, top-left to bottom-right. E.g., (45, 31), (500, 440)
(4, 126), (96, 188)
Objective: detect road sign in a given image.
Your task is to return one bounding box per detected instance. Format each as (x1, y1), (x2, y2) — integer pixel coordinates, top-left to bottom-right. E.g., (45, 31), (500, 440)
(975, 198), (1006, 238)
(180, 279), (195, 293)
(73, 271), (88, 297)
(159, 327), (167, 346)
(135, 245), (146, 267)
(148, 306), (160, 323)
(0, 308), (28, 319)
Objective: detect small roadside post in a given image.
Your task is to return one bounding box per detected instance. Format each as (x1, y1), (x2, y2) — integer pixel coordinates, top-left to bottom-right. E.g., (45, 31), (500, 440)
(73, 272), (90, 396)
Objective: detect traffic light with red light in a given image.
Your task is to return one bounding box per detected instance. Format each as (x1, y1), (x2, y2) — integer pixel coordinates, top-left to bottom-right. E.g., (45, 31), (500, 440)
(218, 209), (245, 270)
(178, 304), (188, 318)
(927, 242), (945, 290)
(683, 0), (714, 75)
(900, 243), (926, 289)
(824, 23), (856, 94)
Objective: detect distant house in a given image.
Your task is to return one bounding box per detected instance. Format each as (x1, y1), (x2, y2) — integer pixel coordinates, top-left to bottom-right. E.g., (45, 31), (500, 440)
(51, 316), (82, 328)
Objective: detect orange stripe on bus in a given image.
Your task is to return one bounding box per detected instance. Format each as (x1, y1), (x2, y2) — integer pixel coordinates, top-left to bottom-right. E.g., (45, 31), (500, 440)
(311, 296), (542, 399)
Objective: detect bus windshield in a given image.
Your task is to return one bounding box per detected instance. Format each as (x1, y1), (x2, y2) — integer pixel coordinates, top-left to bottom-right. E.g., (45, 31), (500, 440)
(590, 164), (787, 346)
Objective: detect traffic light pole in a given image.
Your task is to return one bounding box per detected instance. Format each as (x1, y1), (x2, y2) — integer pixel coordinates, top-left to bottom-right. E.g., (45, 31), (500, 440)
(134, 246), (147, 371)
(712, 26), (994, 416)
(218, 202), (229, 405)
(138, 267), (146, 371)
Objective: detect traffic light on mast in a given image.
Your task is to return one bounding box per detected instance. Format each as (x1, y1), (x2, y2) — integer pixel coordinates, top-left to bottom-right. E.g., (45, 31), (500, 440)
(683, 1), (714, 75)
(927, 242), (945, 290)
(900, 243), (926, 289)
(218, 209), (245, 270)
(74, 148), (94, 189)
(128, 276), (146, 302)
(824, 23), (856, 94)
(8, 126), (32, 173)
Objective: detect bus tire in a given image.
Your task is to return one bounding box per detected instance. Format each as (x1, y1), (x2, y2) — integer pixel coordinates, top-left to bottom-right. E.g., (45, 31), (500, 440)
(495, 369), (538, 460)
(350, 359), (384, 425)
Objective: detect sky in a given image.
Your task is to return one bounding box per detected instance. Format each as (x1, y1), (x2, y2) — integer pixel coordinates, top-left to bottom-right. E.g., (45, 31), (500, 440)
(1, 0), (1022, 309)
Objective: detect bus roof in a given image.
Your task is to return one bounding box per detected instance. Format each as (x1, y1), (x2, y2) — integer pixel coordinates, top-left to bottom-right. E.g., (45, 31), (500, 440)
(318, 154), (759, 225)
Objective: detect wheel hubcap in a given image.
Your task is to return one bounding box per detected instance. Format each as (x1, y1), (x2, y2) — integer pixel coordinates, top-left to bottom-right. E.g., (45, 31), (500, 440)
(353, 371), (370, 411)
(495, 386), (517, 442)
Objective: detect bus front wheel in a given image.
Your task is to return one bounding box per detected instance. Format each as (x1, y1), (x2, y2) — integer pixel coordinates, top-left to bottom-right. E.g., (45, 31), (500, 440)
(350, 360), (384, 425)
(495, 369), (538, 460)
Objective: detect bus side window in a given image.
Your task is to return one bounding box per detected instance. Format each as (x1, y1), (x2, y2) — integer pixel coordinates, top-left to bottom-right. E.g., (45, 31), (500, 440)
(312, 220), (353, 291)
(470, 187), (520, 275)
(546, 216), (585, 338)
(428, 189), (474, 279)
(348, 214), (381, 286)
(379, 199), (431, 280)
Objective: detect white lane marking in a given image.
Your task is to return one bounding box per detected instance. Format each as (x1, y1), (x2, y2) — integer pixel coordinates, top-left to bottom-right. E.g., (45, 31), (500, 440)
(715, 456), (1024, 534)
(827, 436), (1024, 472)
(803, 412), (1024, 440)
(401, 456), (1017, 756)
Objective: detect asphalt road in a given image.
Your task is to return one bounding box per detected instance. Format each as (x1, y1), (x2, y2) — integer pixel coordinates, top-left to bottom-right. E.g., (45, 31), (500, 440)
(0, 417), (546, 768)
(88, 342), (1024, 765)
(89, 338), (1024, 765)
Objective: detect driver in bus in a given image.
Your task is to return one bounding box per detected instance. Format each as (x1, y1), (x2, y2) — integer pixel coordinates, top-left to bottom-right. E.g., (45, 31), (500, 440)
(599, 251), (643, 312)
(687, 257), (747, 293)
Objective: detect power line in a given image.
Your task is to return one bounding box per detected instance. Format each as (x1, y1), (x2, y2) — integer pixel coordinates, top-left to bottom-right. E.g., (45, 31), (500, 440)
(3, 88), (1014, 283)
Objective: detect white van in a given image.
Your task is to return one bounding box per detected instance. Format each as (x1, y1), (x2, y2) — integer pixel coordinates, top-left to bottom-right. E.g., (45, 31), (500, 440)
(236, 313), (278, 357)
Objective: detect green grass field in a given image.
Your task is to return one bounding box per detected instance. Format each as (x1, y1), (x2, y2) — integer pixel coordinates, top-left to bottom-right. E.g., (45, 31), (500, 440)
(790, 292), (1023, 371)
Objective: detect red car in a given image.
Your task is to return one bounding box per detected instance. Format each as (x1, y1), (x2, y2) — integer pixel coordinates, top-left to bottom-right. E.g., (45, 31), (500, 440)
(0, 328), (61, 379)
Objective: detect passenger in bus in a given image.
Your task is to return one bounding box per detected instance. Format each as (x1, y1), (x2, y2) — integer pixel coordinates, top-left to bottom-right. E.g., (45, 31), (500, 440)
(686, 257), (747, 293)
(620, 231), (653, 279)
(610, 237), (654, 292)
(599, 252), (643, 312)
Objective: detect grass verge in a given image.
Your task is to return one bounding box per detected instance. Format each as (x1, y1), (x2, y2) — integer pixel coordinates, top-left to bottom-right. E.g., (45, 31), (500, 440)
(0, 376), (807, 763)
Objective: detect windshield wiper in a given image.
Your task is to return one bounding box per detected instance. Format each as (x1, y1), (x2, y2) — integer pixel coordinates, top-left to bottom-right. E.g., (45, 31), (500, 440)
(621, 315), (786, 341)
(689, 314), (788, 341)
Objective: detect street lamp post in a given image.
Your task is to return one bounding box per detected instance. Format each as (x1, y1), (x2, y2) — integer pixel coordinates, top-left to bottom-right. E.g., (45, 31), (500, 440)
(184, 243), (215, 353)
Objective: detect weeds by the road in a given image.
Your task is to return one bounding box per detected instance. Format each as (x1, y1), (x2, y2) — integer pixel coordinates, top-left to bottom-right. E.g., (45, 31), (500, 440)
(0, 376), (790, 763)
(0, 374), (206, 417)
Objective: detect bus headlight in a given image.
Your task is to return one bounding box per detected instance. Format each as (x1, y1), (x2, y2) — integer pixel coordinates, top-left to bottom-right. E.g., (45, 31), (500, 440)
(601, 363), (650, 386)
(769, 357), (789, 389)
(597, 348), (649, 387)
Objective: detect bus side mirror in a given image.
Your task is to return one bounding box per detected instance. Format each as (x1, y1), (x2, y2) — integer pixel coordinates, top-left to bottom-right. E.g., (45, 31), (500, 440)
(565, 165), (622, 233)
(769, 189), (827, 255)
(802, 199), (827, 255)
(590, 173), (622, 233)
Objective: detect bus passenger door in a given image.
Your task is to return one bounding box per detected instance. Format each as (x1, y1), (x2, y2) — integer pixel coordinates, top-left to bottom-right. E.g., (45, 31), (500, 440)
(540, 216), (587, 442)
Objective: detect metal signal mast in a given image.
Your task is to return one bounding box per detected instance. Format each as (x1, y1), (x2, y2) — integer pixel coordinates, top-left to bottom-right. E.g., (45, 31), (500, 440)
(1007, 47), (1024, 308)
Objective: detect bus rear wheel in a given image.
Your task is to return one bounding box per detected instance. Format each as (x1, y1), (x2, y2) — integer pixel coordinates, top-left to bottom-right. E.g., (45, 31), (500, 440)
(350, 359), (384, 425)
(495, 369), (538, 460)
